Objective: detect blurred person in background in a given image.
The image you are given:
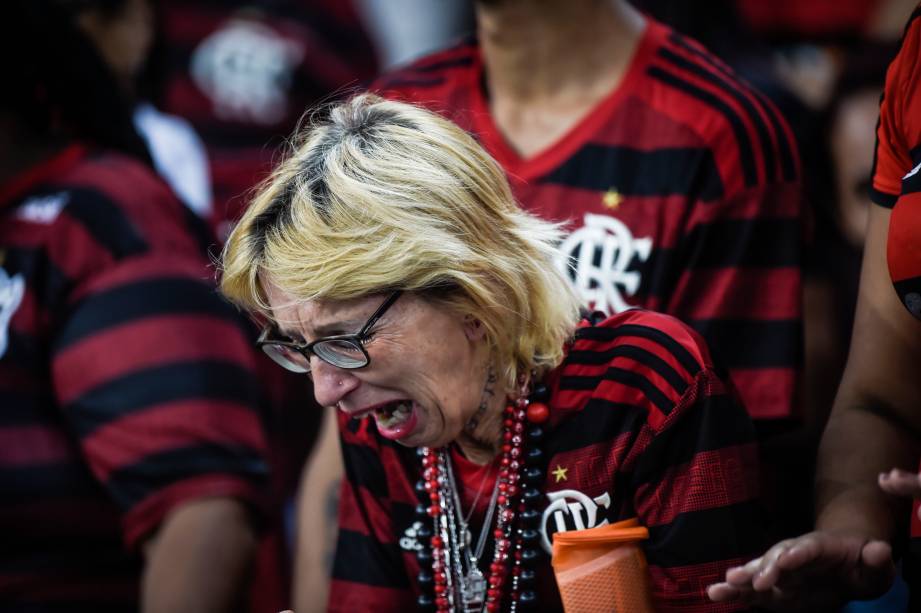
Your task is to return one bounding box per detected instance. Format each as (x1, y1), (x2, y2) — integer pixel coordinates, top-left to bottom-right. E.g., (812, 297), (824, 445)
(801, 45), (895, 464)
(355, 0), (473, 70)
(135, 3), (472, 609)
(145, 2), (385, 608)
(708, 4), (921, 610)
(373, 0), (804, 478)
(71, 2), (322, 611)
(74, 0), (214, 220)
(294, 1), (805, 608)
(635, 0), (907, 552)
(0, 2), (269, 611)
(154, 0), (379, 241)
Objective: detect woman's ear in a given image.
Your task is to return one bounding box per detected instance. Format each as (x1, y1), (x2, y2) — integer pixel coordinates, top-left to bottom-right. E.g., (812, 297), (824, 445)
(462, 314), (487, 341)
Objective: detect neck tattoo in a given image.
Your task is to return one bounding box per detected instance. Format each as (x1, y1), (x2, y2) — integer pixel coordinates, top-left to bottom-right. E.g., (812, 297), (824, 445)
(464, 367), (497, 436)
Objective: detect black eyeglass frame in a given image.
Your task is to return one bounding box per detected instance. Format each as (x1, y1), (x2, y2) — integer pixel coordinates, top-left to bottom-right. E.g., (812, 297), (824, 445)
(256, 290), (402, 373)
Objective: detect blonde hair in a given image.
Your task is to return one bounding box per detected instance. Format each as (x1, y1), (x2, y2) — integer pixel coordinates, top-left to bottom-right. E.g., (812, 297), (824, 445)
(221, 93), (581, 390)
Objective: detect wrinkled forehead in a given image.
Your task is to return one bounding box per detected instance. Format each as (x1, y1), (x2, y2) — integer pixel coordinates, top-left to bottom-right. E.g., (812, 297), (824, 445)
(259, 276), (382, 337)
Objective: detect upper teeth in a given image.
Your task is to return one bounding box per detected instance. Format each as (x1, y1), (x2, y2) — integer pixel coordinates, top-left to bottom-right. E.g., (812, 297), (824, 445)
(376, 402), (411, 427)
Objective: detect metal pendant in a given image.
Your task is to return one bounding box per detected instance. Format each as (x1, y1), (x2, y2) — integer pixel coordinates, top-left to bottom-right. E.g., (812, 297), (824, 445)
(462, 567), (486, 612)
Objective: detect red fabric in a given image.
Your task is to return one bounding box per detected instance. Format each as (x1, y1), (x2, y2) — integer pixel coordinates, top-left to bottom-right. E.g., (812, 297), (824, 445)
(451, 446), (500, 521)
(735, 0), (880, 37)
(871, 6), (921, 204)
(634, 443), (759, 527)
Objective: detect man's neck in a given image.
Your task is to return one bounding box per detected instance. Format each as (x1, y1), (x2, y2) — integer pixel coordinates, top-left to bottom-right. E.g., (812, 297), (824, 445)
(476, 0), (645, 157)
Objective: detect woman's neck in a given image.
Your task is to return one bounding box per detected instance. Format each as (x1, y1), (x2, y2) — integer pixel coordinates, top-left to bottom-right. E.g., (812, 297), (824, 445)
(455, 369), (513, 465)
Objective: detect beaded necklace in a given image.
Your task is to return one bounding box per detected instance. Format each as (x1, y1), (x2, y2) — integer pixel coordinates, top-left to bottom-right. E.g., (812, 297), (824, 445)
(415, 382), (550, 612)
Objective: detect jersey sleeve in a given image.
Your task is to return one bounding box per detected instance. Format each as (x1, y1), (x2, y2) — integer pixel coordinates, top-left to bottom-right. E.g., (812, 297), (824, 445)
(50, 251), (269, 547)
(871, 8), (921, 207)
(567, 311), (763, 610)
(328, 413), (416, 612)
(629, 369), (762, 612)
(46, 180), (269, 548)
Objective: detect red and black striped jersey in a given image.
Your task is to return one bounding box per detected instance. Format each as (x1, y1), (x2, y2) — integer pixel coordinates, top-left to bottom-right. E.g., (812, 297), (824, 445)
(328, 309), (762, 612)
(371, 19), (804, 422)
(874, 4), (921, 314)
(871, 3), (921, 209)
(883, 3), (921, 319)
(0, 145), (269, 611)
(156, 0), (378, 234)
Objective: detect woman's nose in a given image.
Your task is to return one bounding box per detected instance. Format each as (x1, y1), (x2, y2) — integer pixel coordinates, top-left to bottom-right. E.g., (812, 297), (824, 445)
(310, 358), (360, 408)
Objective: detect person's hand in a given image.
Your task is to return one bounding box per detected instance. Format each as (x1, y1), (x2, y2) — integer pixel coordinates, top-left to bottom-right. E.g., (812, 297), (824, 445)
(706, 531), (895, 611)
(879, 467), (921, 502)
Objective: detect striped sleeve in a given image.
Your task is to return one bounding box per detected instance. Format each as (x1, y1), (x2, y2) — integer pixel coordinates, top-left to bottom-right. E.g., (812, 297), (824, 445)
(48, 193), (268, 547)
(630, 371), (761, 612)
(647, 32), (804, 421)
(328, 414), (416, 612)
(570, 311), (762, 611)
(871, 6), (921, 208)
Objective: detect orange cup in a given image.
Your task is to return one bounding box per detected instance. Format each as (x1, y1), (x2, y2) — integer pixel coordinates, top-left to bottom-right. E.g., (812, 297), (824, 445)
(551, 518), (654, 613)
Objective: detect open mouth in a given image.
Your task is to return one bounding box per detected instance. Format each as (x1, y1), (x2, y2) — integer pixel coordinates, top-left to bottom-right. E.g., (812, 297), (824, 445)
(373, 400), (413, 430)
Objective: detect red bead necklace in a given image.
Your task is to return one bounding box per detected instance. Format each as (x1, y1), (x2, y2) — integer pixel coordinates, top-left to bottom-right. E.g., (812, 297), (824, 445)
(418, 390), (550, 612)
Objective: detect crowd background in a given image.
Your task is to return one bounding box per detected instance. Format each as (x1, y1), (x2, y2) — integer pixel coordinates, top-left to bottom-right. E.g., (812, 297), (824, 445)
(1, 0), (919, 611)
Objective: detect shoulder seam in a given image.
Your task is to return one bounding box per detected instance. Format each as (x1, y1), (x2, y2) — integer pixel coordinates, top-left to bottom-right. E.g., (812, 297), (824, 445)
(661, 32), (798, 183)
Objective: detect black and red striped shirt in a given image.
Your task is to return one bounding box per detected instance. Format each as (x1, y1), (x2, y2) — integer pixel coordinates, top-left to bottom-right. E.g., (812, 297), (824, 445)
(371, 18), (804, 422)
(0, 146), (268, 611)
(156, 0), (378, 234)
(329, 309), (761, 612)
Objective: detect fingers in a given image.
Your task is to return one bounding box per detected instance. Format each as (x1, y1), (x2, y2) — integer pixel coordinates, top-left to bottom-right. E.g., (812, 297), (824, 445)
(707, 532), (896, 608)
(707, 539), (797, 604)
(878, 468), (921, 498)
(861, 540), (893, 569)
(859, 540), (896, 598)
(706, 581), (742, 602)
(773, 535), (827, 571)
(707, 533), (838, 604)
(707, 577), (782, 608)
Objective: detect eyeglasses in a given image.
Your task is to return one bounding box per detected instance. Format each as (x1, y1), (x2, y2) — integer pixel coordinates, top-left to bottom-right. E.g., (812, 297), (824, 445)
(256, 291), (402, 374)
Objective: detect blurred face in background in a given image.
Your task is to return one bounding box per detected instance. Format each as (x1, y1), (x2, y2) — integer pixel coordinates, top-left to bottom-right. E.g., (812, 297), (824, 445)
(831, 87), (880, 248)
(76, 0), (154, 91)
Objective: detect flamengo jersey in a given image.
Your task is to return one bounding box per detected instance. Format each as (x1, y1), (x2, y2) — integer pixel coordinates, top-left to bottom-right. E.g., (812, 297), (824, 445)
(328, 310), (761, 612)
(0, 146), (268, 611)
(372, 19), (804, 422)
(872, 5), (921, 316)
(157, 0), (378, 233)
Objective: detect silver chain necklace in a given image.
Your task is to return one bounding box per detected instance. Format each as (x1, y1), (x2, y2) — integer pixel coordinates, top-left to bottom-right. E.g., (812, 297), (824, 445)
(439, 449), (501, 612)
